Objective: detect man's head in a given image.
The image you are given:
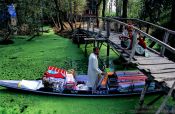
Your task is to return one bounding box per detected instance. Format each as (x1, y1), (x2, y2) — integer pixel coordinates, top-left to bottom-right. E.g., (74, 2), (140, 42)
(93, 47), (99, 56)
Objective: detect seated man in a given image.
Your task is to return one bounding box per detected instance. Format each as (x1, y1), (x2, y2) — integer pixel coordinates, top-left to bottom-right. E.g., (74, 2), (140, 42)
(120, 30), (133, 50)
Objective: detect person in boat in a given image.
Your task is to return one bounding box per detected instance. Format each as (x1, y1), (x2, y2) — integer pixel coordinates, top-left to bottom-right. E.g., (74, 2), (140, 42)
(87, 47), (105, 90)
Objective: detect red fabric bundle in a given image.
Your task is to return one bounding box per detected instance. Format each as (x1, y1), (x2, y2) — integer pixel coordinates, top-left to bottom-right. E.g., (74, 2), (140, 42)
(138, 38), (147, 49)
(44, 66), (66, 79)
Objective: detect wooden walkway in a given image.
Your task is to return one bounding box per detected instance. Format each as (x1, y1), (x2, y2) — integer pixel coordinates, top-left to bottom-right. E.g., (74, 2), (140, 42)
(76, 17), (175, 90)
(72, 16), (175, 114)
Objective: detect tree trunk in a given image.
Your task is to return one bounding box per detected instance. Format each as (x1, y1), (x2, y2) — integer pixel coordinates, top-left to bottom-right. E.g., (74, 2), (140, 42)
(63, 12), (73, 31)
(59, 13), (64, 31)
(102, 0), (106, 17)
(69, 0), (73, 30)
(53, 0), (64, 31)
(115, 0), (118, 16)
(96, 0), (102, 28)
(51, 16), (59, 29)
(122, 0), (128, 18)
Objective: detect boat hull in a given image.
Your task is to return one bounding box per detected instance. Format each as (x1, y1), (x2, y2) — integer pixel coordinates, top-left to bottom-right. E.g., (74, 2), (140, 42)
(0, 80), (162, 97)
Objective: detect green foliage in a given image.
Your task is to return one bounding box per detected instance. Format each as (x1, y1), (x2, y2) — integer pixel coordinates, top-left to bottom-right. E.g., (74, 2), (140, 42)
(71, 0), (87, 15)
(105, 12), (116, 17)
(14, 0), (87, 34)
(128, 0), (143, 18)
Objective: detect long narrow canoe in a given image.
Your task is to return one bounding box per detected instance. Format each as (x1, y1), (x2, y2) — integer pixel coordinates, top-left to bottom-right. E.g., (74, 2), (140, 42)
(0, 80), (163, 97)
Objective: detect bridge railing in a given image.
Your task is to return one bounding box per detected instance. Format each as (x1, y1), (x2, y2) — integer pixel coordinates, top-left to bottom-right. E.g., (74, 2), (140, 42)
(79, 16), (175, 63)
(113, 18), (175, 56)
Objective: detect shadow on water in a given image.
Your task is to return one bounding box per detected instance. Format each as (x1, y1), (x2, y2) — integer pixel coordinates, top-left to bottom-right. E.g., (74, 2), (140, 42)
(0, 39), (14, 45)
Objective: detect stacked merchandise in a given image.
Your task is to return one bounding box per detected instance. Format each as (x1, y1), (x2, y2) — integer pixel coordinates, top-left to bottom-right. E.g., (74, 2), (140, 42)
(108, 72), (118, 92)
(42, 66), (77, 92)
(43, 66), (67, 92)
(75, 75), (89, 91)
(115, 71), (155, 92)
(64, 73), (76, 90)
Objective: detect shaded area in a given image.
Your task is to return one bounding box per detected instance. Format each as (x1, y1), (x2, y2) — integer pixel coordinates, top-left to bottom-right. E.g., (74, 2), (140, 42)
(0, 39), (14, 45)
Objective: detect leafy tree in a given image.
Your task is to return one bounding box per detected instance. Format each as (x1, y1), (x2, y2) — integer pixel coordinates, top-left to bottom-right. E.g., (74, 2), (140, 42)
(140, 0), (164, 23)
(128, 0), (143, 18)
(13, 0), (86, 34)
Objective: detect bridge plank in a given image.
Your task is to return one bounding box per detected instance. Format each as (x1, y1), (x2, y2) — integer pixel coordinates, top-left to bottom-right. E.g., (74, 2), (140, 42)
(152, 73), (175, 81)
(138, 64), (175, 71)
(165, 81), (175, 88)
(135, 59), (174, 65)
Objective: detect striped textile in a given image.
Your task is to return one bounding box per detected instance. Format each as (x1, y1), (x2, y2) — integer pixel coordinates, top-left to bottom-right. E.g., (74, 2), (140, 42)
(44, 66), (67, 79)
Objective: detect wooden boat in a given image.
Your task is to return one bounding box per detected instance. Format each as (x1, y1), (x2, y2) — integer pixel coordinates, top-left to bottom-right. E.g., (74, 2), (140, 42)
(0, 79), (162, 97)
(0, 68), (163, 97)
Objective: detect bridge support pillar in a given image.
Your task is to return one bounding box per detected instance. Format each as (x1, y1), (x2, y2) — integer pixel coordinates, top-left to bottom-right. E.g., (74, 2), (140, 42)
(138, 80), (150, 108)
(156, 81), (175, 114)
(106, 20), (110, 68)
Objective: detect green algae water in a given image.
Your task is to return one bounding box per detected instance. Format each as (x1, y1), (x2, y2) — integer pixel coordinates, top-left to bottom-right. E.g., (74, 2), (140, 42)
(0, 29), (174, 114)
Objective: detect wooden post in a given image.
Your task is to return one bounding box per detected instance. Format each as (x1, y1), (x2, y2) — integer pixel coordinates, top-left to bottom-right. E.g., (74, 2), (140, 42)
(74, 15), (77, 29)
(146, 24), (150, 34)
(99, 19), (102, 34)
(89, 17), (91, 30)
(93, 40), (96, 47)
(87, 17), (91, 31)
(106, 20), (110, 68)
(155, 81), (175, 114)
(77, 34), (80, 48)
(85, 41), (88, 57)
(114, 22), (118, 32)
(93, 18), (95, 32)
(103, 19), (106, 31)
(83, 17), (84, 29)
(160, 32), (169, 57)
(139, 22), (142, 30)
(97, 41), (100, 48)
(138, 80), (150, 109)
(128, 31), (137, 63)
(106, 20), (110, 56)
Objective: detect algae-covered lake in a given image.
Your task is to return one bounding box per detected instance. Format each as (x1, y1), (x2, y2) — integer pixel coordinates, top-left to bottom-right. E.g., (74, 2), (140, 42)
(0, 30), (173, 114)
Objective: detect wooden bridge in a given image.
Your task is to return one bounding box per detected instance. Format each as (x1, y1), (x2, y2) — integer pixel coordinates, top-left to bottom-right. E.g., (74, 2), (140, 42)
(73, 16), (175, 113)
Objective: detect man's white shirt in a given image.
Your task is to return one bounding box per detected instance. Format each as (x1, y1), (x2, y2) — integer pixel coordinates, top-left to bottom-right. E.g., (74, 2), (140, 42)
(87, 53), (102, 88)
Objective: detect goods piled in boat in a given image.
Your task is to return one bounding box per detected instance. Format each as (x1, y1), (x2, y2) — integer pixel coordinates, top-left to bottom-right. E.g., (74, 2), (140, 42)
(0, 67), (160, 96)
(108, 71), (155, 93)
